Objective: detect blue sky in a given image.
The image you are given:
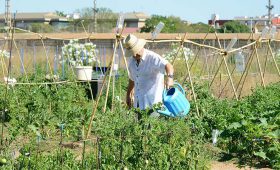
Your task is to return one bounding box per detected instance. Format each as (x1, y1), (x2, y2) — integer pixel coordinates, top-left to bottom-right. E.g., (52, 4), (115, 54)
(2, 0), (280, 23)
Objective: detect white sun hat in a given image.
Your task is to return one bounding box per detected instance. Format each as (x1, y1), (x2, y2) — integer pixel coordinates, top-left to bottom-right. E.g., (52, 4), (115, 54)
(123, 34), (146, 57)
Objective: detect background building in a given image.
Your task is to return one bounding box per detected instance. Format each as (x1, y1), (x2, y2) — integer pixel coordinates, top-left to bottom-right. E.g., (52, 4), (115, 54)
(0, 12), (68, 30)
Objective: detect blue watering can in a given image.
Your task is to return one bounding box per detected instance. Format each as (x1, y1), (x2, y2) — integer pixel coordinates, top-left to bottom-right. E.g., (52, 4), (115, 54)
(158, 83), (190, 117)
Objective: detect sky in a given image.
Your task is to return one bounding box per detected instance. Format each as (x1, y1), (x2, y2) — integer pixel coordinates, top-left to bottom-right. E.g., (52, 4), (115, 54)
(1, 0), (280, 23)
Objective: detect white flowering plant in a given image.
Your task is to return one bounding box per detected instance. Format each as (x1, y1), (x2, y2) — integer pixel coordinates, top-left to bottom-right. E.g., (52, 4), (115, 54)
(162, 44), (194, 62)
(62, 39), (99, 66)
(162, 44), (195, 81)
(0, 50), (10, 59)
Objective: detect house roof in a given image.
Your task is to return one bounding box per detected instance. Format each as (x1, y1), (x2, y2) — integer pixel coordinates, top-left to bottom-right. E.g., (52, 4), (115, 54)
(0, 12), (68, 22)
(124, 12), (150, 21)
(0, 12), (149, 22)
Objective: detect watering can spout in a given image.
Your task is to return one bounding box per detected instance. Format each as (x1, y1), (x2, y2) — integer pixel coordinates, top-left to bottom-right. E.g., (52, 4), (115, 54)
(157, 106), (174, 117)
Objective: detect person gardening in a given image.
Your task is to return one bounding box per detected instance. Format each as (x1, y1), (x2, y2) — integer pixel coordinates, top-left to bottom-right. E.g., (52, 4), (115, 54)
(124, 34), (174, 114)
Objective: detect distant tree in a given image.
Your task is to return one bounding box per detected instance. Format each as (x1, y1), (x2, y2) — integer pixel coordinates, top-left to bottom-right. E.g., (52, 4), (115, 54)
(141, 15), (181, 33)
(185, 22), (215, 33)
(220, 21), (250, 33)
(96, 7), (118, 20)
(95, 7), (118, 33)
(55, 11), (67, 17)
(70, 7), (117, 33)
(141, 15), (214, 33)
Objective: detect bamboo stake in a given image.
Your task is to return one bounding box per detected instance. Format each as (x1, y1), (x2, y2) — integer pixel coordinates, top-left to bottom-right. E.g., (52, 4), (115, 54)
(219, 72), (222, 95)
(268, 41), (280, 77)
(237, 46), (256, 98)
(171, 33), (187, 65)
(40, 38), (54, 76)
(213, 31), (225, 94)
(12, 39), (30, 83)
(262, 41), (270, 79)
(219, 33), (254, 98)
(111, 63), (116, 111)
(209, 57), (223, 87)
(85, 34), (124, 138)
(222, 54), (238, 100)
(182, 39), (223, 52)
(218, 63), (236, 98)
(171, 44), (183, 66)
(189, 32), (210, 70)
(40, 38), (59, 91)
(228, 41), (256, 54)
(254, 46), (266, 87)
(79, 22), (100, 103)
(205, 48), (211, 80)
(103, 40), (119, 112)
(118, 40), (130, 75)
(197, 48), (208, 78)
(214, 31), (222, 49)
(235, 39), (256, 93)
(0, 38), (8, 77)
(85, 52), (115, 139)
(180, 38), (200, 116)
(109, 25), (127, 111)
(181, 32), (215, 76)
(182, 32), (210, 85)
(207, 33), (224, 87)
(146, 39), (181, 43)
(2, 21), (15, 145)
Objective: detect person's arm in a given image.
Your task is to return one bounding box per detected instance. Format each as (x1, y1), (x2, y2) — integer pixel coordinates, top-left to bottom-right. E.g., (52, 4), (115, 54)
(151, 51), (174, 88)
(165, 63), (174, 89)
(126, 79), (134, 108)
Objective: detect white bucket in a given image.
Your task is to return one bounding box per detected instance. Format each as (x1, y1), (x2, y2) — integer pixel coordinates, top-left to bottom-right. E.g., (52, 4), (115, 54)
(75, 66), (93, 81)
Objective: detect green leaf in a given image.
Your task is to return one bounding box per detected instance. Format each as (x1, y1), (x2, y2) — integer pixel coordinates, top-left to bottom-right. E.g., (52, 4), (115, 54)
(28, 125), (41, 137)
(254, 151), (268, 160)
(259, 118), (268, 126)
(266, 129), (280, 139)
(241, 120), (247, 126)
(228, 122), (242, 129)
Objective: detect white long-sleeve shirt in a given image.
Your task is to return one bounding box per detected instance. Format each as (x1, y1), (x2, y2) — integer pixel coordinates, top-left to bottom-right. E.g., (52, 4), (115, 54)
(128, 49), (168, 110)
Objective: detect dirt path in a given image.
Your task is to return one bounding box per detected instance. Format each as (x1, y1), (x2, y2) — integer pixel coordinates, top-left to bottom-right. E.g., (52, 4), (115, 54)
(211, 161), (272, 170)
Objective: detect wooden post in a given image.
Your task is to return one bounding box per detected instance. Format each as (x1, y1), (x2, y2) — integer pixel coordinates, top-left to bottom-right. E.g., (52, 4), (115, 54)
(268, 41), (280, 77)
(262, 41), (271, 79)
(218, 64), (236, 98)
(170, 33), (187, 66)
(180, 36), (200, 116)
(222, 54), (238, 100)
(254, 46), (266, 87)
(119, 40), (130, 75)
(103, 39), (119, 113)
(189, 32), (210, 70)
(86, 47), (116, 139)
(237, 46), (256, 99)
(209, 57), (223, 87)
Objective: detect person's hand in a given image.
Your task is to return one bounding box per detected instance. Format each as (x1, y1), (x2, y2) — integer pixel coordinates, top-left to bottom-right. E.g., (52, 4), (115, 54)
(165, 77), (174, 89)
(126, 95), (133, 109)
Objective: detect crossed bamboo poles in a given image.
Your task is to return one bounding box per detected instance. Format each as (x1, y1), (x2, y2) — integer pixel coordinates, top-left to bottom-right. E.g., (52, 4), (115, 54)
(85, 29), (280, 138)
(0, 24), (279, 139)
(85, 28), (129, 139)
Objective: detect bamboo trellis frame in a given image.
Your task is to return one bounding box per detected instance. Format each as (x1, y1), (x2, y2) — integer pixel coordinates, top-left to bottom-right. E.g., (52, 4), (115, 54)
(0, 24), (279, 140)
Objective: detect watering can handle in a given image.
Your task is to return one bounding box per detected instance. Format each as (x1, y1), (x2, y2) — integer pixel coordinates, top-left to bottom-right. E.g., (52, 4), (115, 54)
(173, 83), (186, 95)
(162, 82), (186, 100)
